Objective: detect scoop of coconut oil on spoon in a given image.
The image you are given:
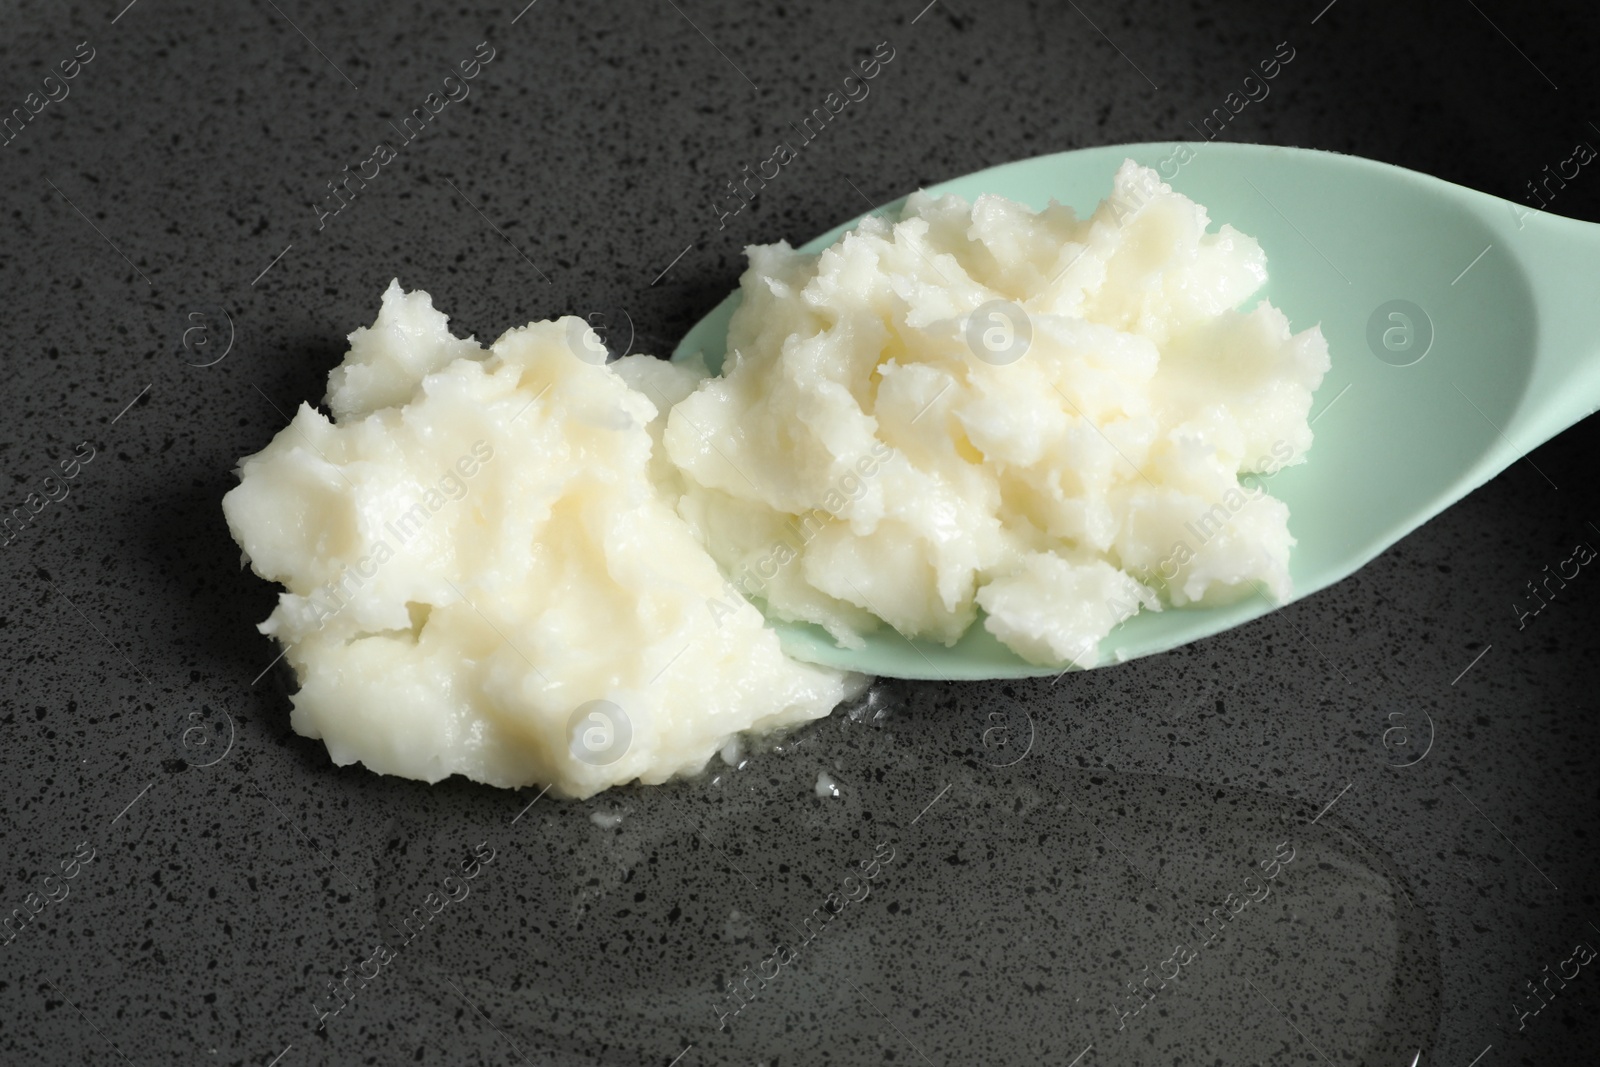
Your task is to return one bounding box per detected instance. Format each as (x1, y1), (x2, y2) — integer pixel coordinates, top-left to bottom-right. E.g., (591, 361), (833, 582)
(672, 142), (1600, 680)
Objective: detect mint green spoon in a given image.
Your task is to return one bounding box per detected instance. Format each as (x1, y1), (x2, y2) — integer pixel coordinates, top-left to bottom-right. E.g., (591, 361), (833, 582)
(671, 142), (1600, 680)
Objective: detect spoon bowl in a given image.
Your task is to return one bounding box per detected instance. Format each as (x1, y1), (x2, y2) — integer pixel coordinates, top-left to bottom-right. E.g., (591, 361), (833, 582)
(672, 142), (1600, 679)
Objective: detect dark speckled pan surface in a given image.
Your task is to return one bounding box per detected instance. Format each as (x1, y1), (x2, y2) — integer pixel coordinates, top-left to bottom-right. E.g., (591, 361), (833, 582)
(3, 1), (1599, 1064)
